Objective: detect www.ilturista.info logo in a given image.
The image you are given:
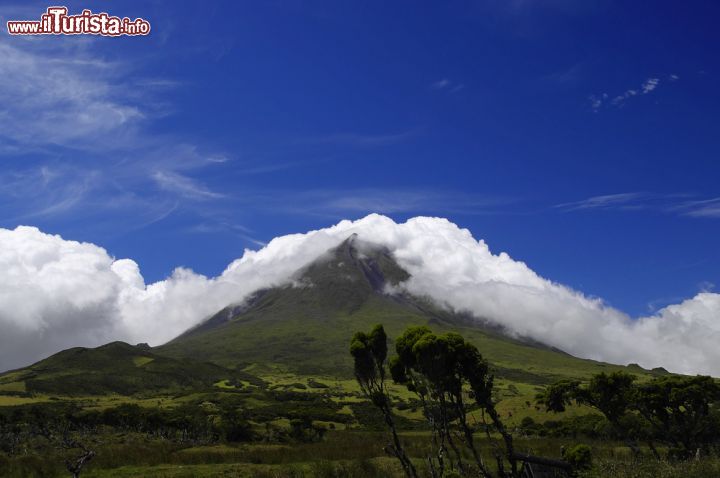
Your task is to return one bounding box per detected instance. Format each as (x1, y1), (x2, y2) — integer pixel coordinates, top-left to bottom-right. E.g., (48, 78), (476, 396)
(7, 6), (150, 36)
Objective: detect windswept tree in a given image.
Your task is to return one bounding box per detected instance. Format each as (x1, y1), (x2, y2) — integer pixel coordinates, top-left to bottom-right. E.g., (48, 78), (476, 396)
(352, 325), (575, 478)
(636, 375), (720, 458)
(350, 325), (418, 478)
(390, 326), (516, 477)
(539, 371), (720, 459)
(539, 372), (648, 456)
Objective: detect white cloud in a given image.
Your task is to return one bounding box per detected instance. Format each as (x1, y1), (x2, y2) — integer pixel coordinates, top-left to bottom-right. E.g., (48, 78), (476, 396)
(0, 224), (345, 370)
(0, 39), (231, 227)
(641, 77), (660, 94)
(1, 215), (719, 376)
(0, 41), (144, 147)
(611, 89), (637, 106)
(676, 197), (720, 218)
(556, 192), (720, 219)
(555, 192), (648, 211)
(431, 78), (465, 93)
(263, 189), (516, 216)
(589, 93), (607, 111)
(431, 79), (451, 90)
(152, 170), (224, 200)
(590, 75), (671, 111)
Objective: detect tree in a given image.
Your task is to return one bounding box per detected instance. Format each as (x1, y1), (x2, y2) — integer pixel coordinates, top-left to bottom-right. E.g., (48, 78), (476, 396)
(63, 435), (95, 478)
(636, 375), (720, 458)
(350, 325), (418, 478)
(390, 326), (522, 477)
(539, 372), (656, 457)
(539, 372), (720, 459)
(539, 372), (636, 423)
(353, 325), (572, 478)
(219, 407), (254, 443)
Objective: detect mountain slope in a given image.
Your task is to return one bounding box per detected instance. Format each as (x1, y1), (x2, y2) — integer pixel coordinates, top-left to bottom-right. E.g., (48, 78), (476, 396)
(156, 236), (649, 383)
(0, 341), (244, 396)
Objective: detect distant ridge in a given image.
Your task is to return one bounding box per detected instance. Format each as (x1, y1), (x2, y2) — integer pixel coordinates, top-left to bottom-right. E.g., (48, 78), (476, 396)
(0, 341), (238, 396)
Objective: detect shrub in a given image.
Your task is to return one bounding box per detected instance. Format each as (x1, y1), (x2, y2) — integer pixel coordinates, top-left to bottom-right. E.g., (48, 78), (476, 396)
(564, 444), (593, 471)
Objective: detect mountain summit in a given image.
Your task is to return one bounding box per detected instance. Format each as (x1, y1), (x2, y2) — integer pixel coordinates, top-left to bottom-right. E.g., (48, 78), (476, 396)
(156, 236), (569, 378)
(157, 235), (422, 374)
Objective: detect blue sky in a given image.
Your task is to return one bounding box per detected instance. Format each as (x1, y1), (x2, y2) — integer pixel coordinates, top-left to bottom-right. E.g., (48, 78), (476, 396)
(1, 0), (719, 317)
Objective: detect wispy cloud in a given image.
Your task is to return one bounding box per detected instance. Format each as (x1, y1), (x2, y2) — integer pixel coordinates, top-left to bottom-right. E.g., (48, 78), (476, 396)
(0, 41), (147, 148)
(0, 36), (239, 235)
(556, 192), (720, 219)
(185, 221), (265, 246)
(555, 192), (650, 211)
(589, 74), (677, 112)
(543, 62), (584, 85)
(673, 197), (720, 218)
(0, 165), (99, 220)
(641, 77), (660, 94)
(233, 188), (519, 218)
(431, 78), (451, 90)
(430, 78), (465, 93)
(152, 171), (224, 200)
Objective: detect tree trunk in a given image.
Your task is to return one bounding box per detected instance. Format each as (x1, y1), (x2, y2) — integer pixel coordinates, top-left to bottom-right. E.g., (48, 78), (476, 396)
(455, 398), (492, 478)
(382, 404), (418, 478)
(65, 449), (95, 478)
(486, 404), (519, 476)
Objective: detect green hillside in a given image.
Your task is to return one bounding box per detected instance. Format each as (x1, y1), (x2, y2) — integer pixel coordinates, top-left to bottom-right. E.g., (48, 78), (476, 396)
(0, 341), (243, 396)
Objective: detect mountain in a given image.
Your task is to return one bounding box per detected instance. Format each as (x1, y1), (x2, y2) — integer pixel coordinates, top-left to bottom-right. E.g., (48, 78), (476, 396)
(0, 235), (663, 400)
(0, 341), (249, 396)
(155, 235), (644, 383)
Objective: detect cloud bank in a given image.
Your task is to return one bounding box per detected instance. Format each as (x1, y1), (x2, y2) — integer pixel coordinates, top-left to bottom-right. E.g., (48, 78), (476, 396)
(1, 215), (719, 376)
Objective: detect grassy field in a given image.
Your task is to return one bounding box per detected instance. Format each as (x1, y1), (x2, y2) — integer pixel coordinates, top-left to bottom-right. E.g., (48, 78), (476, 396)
(4, 431), (718, 477)
(0, 330), (669, 478)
